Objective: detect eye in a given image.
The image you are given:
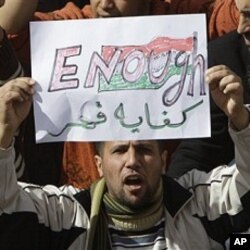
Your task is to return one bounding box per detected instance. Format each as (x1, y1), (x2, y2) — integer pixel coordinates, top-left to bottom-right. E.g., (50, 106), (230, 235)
(112, 146), (127, 154)
(242, 11), (250, 18)
(137, 146), (153, 155)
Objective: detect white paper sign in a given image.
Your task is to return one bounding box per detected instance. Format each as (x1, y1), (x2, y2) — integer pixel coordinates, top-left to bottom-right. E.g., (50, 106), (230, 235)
(30, 14), (209, 143)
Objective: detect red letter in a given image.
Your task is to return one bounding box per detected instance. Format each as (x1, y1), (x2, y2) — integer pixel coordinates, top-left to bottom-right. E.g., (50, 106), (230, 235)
(49, 45), (81, 91)
(84, 49), (121, 88)
(122, 50), (145, 83)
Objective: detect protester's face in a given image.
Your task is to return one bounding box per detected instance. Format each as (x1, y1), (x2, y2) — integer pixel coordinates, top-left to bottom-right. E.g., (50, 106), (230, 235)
(0, 0), (5, 7)
(90, 0), (151, 18)
(235, 0), (250, 45)
(95, 140), (167, 209)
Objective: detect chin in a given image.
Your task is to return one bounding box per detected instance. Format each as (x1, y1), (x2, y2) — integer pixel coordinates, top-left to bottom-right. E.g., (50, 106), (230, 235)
(124, 194), (151, 210)
(125, 200), (145, 210)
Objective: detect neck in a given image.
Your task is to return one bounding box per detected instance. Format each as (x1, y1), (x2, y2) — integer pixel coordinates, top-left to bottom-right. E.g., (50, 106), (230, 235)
(104, 179), (164, 231)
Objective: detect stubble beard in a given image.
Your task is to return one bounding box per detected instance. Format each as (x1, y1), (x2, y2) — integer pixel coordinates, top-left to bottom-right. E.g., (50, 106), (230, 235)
(119, 188), (155, 211)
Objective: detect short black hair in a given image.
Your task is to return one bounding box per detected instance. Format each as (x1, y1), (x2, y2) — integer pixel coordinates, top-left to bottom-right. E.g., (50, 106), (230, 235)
(95, 140), (166, 156)
(95, 141), (105, 156)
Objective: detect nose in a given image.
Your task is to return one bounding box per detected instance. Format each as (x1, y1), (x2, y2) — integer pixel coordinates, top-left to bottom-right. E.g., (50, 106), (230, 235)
(125, 149), (141, 170)
(100, 0), (114, 10)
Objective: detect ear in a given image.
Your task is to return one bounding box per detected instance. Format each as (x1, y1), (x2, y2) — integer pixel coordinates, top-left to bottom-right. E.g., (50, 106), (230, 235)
(94, 155), (103, 177)
(161, 150), (168, 174)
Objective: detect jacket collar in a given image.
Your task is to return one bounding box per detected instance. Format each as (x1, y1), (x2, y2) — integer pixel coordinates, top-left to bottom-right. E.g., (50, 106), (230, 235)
(78, 175), (194, 219)
(162, 175), (193, 218)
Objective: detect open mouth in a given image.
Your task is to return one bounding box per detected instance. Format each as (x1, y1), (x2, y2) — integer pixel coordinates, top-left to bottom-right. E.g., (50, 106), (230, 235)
(125, 176), (143, 185)
(124, 175), (144, 192)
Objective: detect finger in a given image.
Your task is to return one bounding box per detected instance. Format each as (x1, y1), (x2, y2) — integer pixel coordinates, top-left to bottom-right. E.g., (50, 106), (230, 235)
(206, 67), (238, 92)
(4, 77), (35, 87)
(206, 68), (232, 84)
(218, 74), (240, 91)
(206, 65), (228, 76)
(0, 84), (33, 100)
(0, 80), (35, 102)
(53, 11), (68, 20)
(62, 9), (78, 19)
(72, 8), (84, 19)
(2, 78), (35, 96)
(64, 2), (84, 19)
(63, 8), (84, 19)
(3, 89), (30, 103)
(13, 78), (35, 95)
(222, 82), (243, 95)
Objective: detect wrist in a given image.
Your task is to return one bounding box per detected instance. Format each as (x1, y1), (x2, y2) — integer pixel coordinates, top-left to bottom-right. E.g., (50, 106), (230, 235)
(0, 138), (13, 149)
(0, 126), (15, 149)
(231, 106), (250, 131)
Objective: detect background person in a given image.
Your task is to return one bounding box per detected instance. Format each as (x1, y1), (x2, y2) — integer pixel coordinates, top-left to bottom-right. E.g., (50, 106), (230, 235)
(0, 0), (90, 185)
(167, 0), (250, 177)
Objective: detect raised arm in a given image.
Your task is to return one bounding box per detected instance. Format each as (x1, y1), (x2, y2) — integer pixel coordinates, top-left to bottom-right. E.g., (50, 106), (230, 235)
(206, 64), (250, 183)
(167, 63), (247, 177)
(176, 65), (250, 238)
(0, 78), (88, 249)
(0, 78), (35, 148)
(0, 0), (38, 33)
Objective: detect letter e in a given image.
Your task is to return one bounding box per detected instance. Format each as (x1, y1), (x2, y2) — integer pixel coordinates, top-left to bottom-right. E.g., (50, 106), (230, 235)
(49, 45), (81, 91)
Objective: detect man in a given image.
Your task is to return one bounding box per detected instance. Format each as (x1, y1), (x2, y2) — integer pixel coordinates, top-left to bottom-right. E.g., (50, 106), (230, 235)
(1, 65), (250, 249)
(61, 0), (169, 188)
(61, 0), (214, 188)
(168, 0), (250, 177)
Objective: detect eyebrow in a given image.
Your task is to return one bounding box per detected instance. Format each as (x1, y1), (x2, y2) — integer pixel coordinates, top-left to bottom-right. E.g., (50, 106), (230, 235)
(111, 142), (155, 149)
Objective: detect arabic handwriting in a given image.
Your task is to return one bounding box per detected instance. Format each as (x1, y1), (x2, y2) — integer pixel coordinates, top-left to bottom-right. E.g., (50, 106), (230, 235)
(79, 101), (107, 128)
(78, 111), (107, 129)
(145, 103), (170, 129)
(48, 99), (204, 137)
(48, 121), (94, 137)
(114, 103), (143, 130)
(165, 99), (203, 128)
(48, 102), (107, 136)
(144, 100), (203, 129)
